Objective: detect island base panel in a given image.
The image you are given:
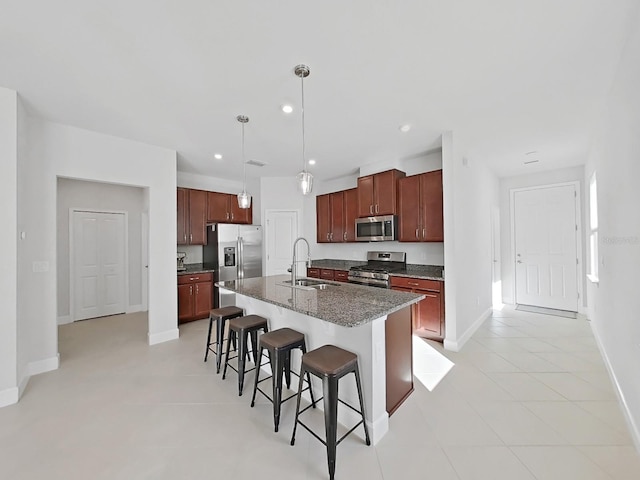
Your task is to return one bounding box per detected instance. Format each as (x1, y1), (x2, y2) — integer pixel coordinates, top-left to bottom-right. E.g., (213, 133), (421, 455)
(385, 306), (414, 415)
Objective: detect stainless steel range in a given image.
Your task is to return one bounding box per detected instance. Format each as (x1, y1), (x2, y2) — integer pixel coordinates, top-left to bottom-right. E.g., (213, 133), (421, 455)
(348, 251), (406, 288)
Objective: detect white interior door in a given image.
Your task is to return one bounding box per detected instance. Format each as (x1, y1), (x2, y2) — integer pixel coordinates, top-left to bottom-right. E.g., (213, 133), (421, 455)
(514, 185), (578, 311)
(265, 210), (298, 276)
(491, 206), (502, 307)
(72, 211), (127, 320)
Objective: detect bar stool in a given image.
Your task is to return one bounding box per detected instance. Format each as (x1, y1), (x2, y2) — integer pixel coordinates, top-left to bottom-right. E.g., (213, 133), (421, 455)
(222, 315), (269, 396)
(204, 306), (244, 374)
(290, 344), (371, 480)
(250, 328), (316, 432)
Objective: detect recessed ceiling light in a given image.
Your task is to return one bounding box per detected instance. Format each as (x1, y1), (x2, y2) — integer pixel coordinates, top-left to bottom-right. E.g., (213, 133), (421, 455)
(308, 159), (316, 165)
(399, 124), (411, 133)
(214, 153), (223, 160)
(281, 104), (293, 114)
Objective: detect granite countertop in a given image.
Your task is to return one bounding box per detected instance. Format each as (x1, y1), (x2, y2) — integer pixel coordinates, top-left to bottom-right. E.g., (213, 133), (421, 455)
(310, 259), (367, 270)
(391, 264), (444, 281)
(177, 263), (217, 275)
(310, 259), (444, 281)
(216, 275), (424, 328)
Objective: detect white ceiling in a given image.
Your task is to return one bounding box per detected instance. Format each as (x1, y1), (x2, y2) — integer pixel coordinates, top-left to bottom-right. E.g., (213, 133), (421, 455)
(1, 0), (637, 181)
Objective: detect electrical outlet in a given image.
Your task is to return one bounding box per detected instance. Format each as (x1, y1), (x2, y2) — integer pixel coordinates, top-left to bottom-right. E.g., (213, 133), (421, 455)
(32, 261), (49, 273)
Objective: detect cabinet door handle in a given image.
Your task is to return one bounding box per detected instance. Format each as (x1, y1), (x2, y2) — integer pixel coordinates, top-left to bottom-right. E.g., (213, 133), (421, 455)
(196, 285), (199, 294)
(369, 205), (373, 215)
(190, 233), (192, 243)
(326, 233), (330, 241)
(416, 228), (419, 239)
(184, 234), (187, 242)
(226, 212), (230, 220)
(422, 228), (426, 239)
(343, 232), (347, 241)
(231, 213), (234, 220)
(408, 282), (419, 286)
(190, 286), (193, 295)
(375, 204), (379, 214)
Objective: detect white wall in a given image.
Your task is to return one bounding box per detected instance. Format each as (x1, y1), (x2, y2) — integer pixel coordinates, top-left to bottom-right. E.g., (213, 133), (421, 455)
(499, 166), (586, 306)
(583, 10), (640, 447)
(16, 118), (177, 397)
(0, 87), (18, 406)
(443, 132), (500, 351)
(56, 178), (145, 320)
(303, 150), (446, 266)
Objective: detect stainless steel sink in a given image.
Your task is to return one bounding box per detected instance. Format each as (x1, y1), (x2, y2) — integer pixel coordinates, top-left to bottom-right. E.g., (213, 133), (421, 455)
(278, 278), (337, 290)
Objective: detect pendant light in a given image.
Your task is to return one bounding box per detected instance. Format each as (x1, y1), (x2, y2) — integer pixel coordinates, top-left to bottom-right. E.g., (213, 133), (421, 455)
(236, 114), (251, 209)
(294, 64), (313, 195)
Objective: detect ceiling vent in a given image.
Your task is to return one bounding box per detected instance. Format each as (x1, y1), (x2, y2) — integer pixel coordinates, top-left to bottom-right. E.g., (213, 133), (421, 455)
(246, 159), (266, 167)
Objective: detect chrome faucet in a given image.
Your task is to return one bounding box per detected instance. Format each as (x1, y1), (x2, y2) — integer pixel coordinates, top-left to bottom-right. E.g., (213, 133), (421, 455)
(291, 237), (312, 285)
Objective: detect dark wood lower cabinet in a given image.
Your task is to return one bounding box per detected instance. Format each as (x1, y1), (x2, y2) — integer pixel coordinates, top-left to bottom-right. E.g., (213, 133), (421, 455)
(177, 273), (213, 324)
(390, 276), (445, 341)
(385, 306), (413, 415)
(306, 267), (349, 282)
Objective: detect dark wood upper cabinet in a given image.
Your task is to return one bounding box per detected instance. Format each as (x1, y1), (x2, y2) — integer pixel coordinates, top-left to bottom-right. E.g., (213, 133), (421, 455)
(177, 188), (207, 245)
(188, 189), (207, 245)
(343, 188), (358, 242)
(398, 169), (443, 242)
(316, 194), (331, 243)
(177, 188), (188, 245)
(316, 190), (352, 243)
(206, 191), (252, 225)
(420, 170), (444, 241)
(357, 169), (405, 217)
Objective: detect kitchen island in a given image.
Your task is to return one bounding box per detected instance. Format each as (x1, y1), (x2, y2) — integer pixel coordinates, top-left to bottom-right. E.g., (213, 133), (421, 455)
(217, 274), (424, 444)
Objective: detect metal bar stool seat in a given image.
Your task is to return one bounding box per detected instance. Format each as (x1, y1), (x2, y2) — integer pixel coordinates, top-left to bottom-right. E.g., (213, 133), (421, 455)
(290, 344), (371, 480)
(204, 306), (244, 373)
(222, 315), (268, 396)
(250, 328), (316, 432)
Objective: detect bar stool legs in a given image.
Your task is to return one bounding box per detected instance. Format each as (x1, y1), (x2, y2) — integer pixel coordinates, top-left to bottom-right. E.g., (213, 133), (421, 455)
(249, 328), (315, 432)
(221, 315), (268, 396)
(290, 345), (370, 480)
(204, 306), (243, 373)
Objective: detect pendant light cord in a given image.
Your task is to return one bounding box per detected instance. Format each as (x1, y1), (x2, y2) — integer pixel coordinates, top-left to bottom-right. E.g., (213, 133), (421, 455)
(301, 72), (306, 175)
(242, 120), (246, 190)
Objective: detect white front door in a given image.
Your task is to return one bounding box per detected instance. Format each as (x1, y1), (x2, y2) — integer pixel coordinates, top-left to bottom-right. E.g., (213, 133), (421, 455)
(72, 211), (127, 321)
(514, 185), (578, 311)
(265, 210), (298, 276)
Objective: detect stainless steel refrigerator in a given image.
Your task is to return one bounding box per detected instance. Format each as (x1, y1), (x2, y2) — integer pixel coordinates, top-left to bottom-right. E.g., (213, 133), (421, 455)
(203, 224), (263, 308)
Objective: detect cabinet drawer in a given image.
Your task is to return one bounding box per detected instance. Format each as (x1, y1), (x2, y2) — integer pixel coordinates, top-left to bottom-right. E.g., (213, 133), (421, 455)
(390, 276), (442, 292)
(334, 270), (349, 282)
(306, 268), (320, 278)
(320, 268), (335, 280)
(178, 272), (213, 284)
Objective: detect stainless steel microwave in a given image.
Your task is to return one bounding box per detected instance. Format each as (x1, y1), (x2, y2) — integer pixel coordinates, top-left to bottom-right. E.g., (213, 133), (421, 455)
(355, 215), (398, 242)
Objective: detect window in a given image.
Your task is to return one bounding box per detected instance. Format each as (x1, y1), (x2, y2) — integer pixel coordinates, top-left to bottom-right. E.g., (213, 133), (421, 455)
(588, 173), (599, 282)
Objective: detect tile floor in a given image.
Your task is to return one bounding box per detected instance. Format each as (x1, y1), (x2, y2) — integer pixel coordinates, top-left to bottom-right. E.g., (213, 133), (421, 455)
(1, 307), (639, 479)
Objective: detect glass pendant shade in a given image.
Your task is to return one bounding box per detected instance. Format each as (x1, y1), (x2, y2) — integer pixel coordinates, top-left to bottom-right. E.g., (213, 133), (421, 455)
(237, 190), (251, 209)
(297, 170), (314, 195)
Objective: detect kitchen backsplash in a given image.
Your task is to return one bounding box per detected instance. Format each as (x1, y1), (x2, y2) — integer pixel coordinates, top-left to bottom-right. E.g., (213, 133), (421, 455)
(178, 245), (203, 264)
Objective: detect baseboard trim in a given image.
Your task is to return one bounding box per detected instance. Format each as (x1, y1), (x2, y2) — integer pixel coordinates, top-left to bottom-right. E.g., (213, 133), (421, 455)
(15, 354), (61, 402)
(444, 307), (492, 352)
(148, 328), (179, 345)
(29, 355), (60, 376)
(589, 322), (640, 452)
(57, 315), (72, 325)
(126, 304), (144, 314)
(0, 387), (19, 408)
